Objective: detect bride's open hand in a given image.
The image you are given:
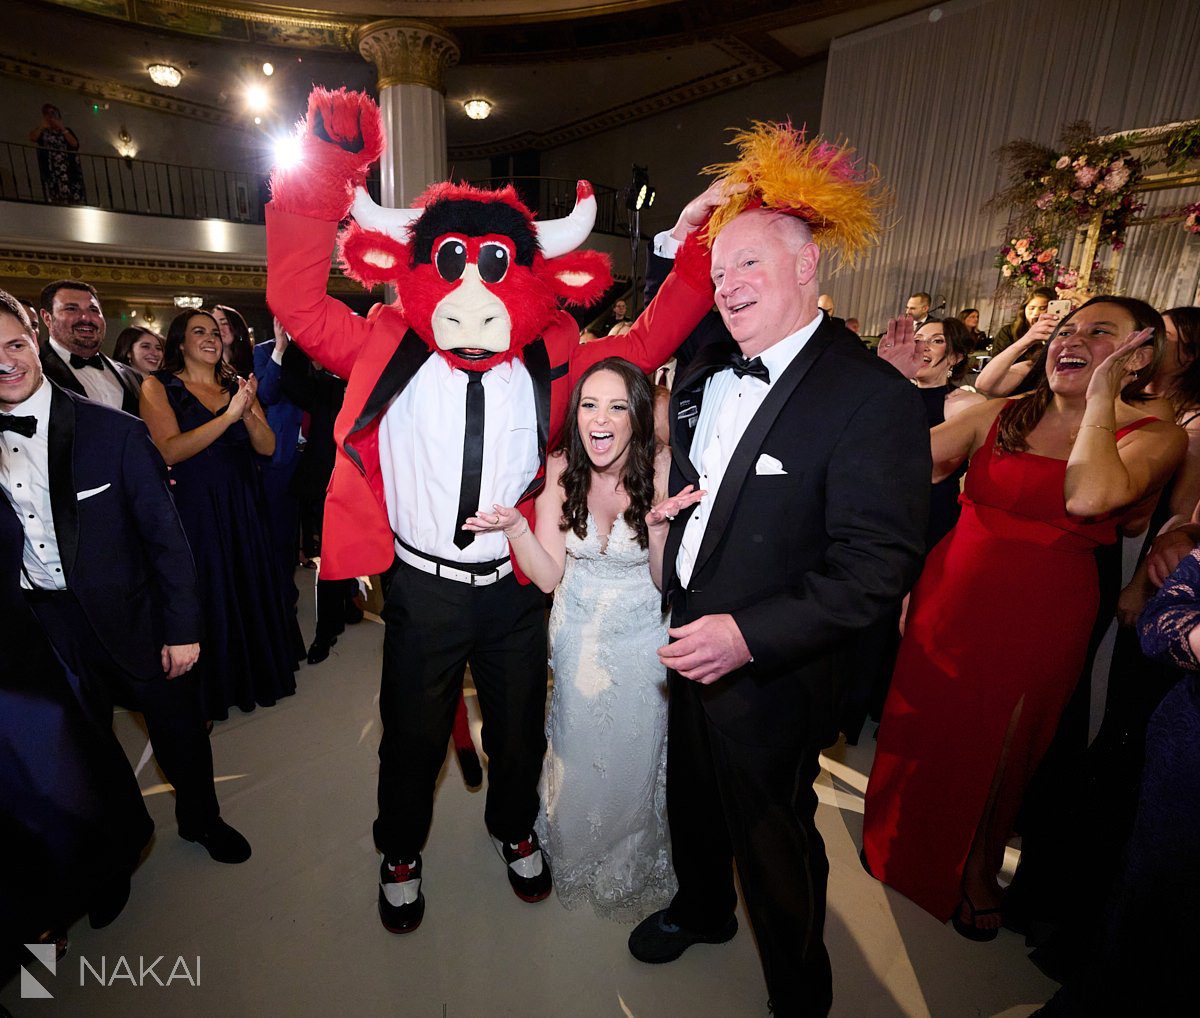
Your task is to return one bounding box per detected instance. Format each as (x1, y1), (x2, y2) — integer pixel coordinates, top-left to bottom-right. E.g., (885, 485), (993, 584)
(463, 504), (527, 537)
(646, 484), (706, 529)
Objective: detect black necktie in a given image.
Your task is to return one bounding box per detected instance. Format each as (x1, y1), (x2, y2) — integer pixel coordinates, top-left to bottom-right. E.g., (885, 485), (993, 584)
(453, 371), (486, 550)
(730, 353), (770, 384)
(0, 414), (37, 438)
(69, 352), (104, 370)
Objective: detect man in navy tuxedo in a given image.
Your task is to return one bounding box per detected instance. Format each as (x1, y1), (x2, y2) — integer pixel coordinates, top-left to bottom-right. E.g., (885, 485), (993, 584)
(0, 291), (250, 918)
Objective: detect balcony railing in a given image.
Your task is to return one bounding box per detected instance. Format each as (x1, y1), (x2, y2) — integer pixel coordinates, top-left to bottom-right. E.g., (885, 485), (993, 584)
(0, 141), (282, 224)
(0, 144), (634, 240)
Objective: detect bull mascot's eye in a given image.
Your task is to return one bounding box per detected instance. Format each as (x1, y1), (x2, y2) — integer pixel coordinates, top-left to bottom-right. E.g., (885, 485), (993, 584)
(435, 238), (467, 282)
(478, 243), (510, 284)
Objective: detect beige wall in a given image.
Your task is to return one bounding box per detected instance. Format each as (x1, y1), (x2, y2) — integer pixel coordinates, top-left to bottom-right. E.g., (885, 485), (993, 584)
(539, 60), (827, 238)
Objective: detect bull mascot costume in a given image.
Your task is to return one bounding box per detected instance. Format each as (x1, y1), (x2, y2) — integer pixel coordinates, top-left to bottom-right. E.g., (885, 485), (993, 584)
(267, 88), (713, 933)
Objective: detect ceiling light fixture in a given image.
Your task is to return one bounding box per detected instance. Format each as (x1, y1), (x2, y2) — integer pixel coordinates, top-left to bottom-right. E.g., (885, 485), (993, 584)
(245, 83), (269, 114)
(173, 295), (204, 310)
(148, 63), (182, 88)
(262, 62), (274, 77)
(463, 99), (492, 121)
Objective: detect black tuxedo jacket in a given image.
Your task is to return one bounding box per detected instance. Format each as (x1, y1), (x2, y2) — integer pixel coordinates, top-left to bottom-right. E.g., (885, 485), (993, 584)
(663, 318), (931, 748)
(41, 342), (142, 416)
(39, 384), (202, 680)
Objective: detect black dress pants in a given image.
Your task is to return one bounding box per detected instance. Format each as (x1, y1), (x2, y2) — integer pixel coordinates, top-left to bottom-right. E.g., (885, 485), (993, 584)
(26, 591), (220, 835)
(666, 672), (833, 1018)
(373, 562), (547, 860)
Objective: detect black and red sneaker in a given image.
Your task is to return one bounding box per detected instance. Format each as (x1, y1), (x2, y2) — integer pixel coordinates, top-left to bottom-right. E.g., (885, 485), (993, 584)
(378, 855), (425, 934)
(493, 832), (552, 903)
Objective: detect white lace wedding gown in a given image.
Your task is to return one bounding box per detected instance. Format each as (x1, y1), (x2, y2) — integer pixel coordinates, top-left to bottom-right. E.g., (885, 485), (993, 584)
(535, 512), (677, 921)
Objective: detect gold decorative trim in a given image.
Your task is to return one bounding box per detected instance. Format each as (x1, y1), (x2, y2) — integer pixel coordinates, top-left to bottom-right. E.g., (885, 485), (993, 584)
(0, 248), (361, 294)
(0, 54), (245, 129)
(356, 20), (461, 93)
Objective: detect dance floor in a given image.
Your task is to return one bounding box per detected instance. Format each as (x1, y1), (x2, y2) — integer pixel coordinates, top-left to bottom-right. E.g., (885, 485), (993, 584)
(0, 572), (1058, 1017)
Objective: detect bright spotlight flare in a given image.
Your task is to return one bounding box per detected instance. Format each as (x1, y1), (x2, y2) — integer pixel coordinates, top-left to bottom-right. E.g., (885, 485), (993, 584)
(273, 132), (304, 171)
(245, 83), (270, 114)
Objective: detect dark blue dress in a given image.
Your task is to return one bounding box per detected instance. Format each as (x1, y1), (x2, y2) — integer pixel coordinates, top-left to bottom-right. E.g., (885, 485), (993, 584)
(1040, 549), (1200, 1013)
(156, 372), (298, 720)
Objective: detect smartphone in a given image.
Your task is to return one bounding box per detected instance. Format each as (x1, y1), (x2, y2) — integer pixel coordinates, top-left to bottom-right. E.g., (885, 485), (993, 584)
(1046, 298), (1072, 318)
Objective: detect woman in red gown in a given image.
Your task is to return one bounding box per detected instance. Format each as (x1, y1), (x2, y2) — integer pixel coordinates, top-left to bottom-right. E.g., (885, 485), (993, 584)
(864, 298), (1186, 939)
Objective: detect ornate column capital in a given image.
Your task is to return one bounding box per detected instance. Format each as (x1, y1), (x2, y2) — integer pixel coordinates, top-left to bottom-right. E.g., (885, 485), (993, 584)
(355, 20), (460, 93)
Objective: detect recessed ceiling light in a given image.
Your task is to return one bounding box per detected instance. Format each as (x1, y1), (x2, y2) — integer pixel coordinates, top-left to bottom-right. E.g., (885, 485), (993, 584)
(262, 62), (274, 77)
(463, 99), (492, 121)
(148, 63), (182, 88)
(173, 295), (204, 309)
(245, 83), (269, 113)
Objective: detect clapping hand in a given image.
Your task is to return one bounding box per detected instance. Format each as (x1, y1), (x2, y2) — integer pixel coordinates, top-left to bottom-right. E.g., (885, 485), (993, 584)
(463, 504), (528, 538)
(227, 375), (255, 418)
(878, 316), (922, 378)
(646, 484), (706, 530)
(273, 317), (290, 356)
(1085, 328), (1155, 403)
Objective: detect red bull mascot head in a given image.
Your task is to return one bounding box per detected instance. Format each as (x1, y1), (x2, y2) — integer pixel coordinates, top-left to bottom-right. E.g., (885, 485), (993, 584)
(270, 87), (611, 372)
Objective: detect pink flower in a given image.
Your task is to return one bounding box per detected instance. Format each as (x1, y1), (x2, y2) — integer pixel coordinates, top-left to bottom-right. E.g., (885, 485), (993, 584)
(1036, 192), (1054, 210)
(1001, 264), (1013, 277)
(1075, 165), (1099, 187)
(1036, 247), (1057, 263)
(1101, 165), (1130, 192)
(1007, 251), (1021, 266)
(1015, 238), (1030, 253)
(1056, 155), (1071, 169)
(1071, 189), (1086, 200)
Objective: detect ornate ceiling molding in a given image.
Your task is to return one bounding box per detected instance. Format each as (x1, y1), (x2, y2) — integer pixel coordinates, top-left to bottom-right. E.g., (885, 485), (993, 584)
(0, 248), (361, 294)
(356, 20), (460, 92)
(0, 54), (245, 128)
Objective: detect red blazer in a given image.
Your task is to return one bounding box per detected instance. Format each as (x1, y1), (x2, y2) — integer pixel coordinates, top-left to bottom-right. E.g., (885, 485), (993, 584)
(266, 205), (714, 581)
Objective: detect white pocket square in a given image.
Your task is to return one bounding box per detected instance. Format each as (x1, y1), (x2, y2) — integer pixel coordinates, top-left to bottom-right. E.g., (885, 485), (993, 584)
(76, 483), (111, 501)
(755, 454), (787, 476)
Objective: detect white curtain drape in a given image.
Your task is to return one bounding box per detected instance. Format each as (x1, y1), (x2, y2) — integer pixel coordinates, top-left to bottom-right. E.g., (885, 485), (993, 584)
(819, 0), (1200, 335)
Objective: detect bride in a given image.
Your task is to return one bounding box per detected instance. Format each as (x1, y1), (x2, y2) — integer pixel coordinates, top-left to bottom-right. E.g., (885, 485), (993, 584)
(465, 356), (702, 920)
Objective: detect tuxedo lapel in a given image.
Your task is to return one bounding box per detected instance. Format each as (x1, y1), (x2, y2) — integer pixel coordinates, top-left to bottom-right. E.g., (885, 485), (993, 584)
(344, 329), (431, 474)
(41, 344), (85, 398)
(47, 383), (79, 578)
(107, 356), (142, 414)
(669, 340), (736, 485)
(689, 324), (838, 582)
(517, 339), (550, 503)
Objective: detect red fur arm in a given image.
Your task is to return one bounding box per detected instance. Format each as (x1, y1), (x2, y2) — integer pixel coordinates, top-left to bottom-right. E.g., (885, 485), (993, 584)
(269, 88), (384, 223)
(571, 259), (714, 377)
(266, 205), (372, 380)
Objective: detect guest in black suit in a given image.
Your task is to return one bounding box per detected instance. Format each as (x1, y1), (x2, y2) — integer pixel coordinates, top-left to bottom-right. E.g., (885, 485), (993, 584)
(38, 279), (141, 415)
(627, 128), (930, 1018)
(0, 289), (250, 882)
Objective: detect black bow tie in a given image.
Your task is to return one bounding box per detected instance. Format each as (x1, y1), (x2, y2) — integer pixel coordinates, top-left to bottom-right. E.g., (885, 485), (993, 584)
(0, 414), (37, 438)
(69, 352), (104, 370)
(729, 353), (771, 384)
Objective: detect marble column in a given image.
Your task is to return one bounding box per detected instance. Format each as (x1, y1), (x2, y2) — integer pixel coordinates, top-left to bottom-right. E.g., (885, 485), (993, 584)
(356, 20), (460, 208)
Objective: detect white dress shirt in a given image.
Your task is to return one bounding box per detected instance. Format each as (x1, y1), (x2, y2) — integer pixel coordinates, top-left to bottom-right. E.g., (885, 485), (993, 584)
(49, 336), (124, 409)
(0, 379), (66, 589)
(378, 354), (539, 564)
(675, 313), (823, 587)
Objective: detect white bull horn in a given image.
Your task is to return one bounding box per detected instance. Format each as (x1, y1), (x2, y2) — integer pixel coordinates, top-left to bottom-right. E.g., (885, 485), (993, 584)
(535, 180), (597, 259)
(350, 186), (422, 242)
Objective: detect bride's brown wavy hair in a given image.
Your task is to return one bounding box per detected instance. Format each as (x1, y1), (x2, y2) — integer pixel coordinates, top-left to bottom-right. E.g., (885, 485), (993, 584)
(996, 295), (1163, 454)
(558, 356), (656, 549)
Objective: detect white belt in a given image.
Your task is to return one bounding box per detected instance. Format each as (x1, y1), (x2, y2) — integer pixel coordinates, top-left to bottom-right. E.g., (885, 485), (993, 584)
(395, 542), (513, 586)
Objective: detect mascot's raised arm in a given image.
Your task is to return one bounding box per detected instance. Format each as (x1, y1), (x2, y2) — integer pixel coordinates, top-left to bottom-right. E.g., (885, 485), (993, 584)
(265, 85), (718, 935)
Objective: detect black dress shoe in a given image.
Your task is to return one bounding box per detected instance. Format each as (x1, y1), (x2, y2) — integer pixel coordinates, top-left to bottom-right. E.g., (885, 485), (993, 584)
(628, 909), (738, 963)
(457, 747), (483, 789)
(495, 832), (552, 902)
(307, 636), (336, 665)
(379, 856), (425, 934)
(88, 875), (131, 929)
(179, 819), (251, 864)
